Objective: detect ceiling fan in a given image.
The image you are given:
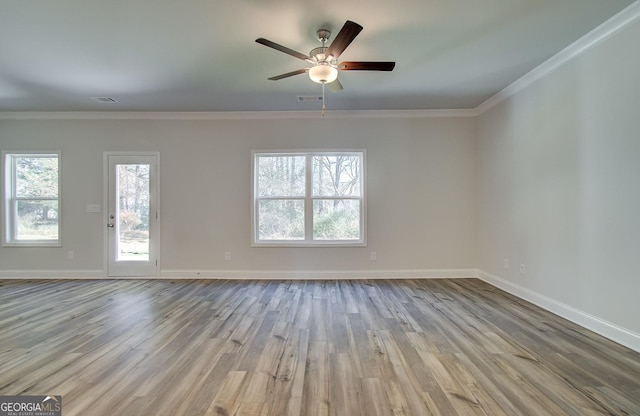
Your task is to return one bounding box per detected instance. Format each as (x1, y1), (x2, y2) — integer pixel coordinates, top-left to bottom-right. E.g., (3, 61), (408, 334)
(256, 20), (395, 113)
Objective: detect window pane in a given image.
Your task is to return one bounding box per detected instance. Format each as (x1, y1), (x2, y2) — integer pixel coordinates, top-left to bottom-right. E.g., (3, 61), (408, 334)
(16, 200), (59, 240)
(15, 156), (59, 198)
(257, 156), (306, 197)
(313, 199), (360, 240)
(312, 155), (361, 197)
(116, 164), (150, 261)
(258, 200), (304, 240)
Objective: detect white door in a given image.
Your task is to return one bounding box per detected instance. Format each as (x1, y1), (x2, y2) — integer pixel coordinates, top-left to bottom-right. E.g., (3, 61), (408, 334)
(106, 154), (159, 276)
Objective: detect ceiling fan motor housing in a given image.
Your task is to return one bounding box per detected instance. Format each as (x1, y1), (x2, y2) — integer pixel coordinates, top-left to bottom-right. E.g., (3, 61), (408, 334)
(309, 46), (335, 64)
(316, 29), (331, 43)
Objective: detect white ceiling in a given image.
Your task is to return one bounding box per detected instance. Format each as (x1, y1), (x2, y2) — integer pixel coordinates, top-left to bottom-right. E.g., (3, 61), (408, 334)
(0, 0), (635, 112)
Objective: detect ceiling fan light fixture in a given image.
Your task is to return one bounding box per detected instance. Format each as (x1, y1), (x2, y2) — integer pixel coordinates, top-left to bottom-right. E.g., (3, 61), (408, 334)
(308, 64), (338, 84)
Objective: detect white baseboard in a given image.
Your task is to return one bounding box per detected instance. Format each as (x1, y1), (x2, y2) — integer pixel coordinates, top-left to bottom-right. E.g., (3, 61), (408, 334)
(478, 270), (640, 353)
(0, 269), (104, 279)
(0, 268), (478, 280)
(159, 268), (479, 280)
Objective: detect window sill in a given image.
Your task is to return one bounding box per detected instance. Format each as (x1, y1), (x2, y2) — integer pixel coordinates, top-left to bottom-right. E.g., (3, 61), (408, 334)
(252, 241), (366, 248)
(3, 241), (62, 248)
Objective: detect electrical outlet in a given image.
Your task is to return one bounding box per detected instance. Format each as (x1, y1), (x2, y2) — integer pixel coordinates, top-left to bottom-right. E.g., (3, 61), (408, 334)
(520, 264), (526, 274)
(370, 251), (377, 261)
(503, 259), (509, 269)
(225, 252), (231, 261)
(67, 251), (74, 260)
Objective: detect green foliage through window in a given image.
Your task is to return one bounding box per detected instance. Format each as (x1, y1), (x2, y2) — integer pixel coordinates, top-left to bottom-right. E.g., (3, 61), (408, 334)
(254, 152), (364, 244)
(4, 153), (60, 244)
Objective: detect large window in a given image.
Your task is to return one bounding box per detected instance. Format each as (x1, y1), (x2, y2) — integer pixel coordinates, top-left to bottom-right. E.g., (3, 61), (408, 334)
(253, 151), (365, 246)
(3, 152), (61, 246)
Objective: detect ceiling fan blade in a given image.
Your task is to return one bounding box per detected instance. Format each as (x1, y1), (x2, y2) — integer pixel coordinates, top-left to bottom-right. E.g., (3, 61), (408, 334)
(328, 78), (343, 92)
(256, 38), (309, 61)
(268, 68), (308, 81)
(326, 20), (363, 59)
(339, 61), (396, 71)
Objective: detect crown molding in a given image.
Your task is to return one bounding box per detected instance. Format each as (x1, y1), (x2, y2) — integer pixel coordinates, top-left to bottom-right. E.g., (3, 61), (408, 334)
(474, 0), (640, 115)
(0, 109), (476, 121)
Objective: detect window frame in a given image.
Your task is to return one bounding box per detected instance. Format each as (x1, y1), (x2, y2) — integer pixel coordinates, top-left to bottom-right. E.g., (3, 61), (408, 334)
(252, 150), (366, 247)
(2, 151), (62, 247)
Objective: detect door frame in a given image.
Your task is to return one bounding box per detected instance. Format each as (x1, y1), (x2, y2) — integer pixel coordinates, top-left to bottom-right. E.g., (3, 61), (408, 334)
(103, 151), (160, 277)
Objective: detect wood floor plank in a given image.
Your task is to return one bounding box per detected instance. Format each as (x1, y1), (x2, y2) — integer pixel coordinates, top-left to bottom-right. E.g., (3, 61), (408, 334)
(302, 341), (329, 416)
(0, 278), (639, 415)
(275, 328), (309, 416)
(206, 370), (250, 416)
(361, 377), (393, 416)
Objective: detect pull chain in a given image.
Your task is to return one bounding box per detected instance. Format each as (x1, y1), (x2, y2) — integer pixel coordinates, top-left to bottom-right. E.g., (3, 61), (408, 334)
(322, 82), (326, 117)
(321, 36), (327, 117)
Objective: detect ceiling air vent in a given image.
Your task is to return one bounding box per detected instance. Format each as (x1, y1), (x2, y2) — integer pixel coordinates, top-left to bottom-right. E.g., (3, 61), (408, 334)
(297, 95), (323, 103)
(91, 97), (118, 103)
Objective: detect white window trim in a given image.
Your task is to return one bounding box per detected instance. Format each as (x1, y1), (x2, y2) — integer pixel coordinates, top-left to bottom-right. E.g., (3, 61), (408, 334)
(2, 151), (62, 247)
(251, 150), (367, 247)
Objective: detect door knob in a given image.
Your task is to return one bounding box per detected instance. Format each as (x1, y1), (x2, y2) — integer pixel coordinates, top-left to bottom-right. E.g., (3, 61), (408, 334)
(107, 223), (115, 228)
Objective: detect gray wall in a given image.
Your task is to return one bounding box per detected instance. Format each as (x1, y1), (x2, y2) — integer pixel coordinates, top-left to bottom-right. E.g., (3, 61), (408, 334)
(0, 116), (477, 276)
(476, 17), (640, 335)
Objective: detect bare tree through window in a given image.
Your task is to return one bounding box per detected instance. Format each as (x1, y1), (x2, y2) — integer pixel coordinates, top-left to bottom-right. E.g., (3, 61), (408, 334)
(254, 152), (364, 244)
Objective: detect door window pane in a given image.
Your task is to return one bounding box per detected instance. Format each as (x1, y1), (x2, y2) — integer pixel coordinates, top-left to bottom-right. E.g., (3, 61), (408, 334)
(116, 164), (150, 261)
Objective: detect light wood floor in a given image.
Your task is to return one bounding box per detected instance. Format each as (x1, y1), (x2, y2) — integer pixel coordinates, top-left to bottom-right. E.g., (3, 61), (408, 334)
(0, 279), (639, 415)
